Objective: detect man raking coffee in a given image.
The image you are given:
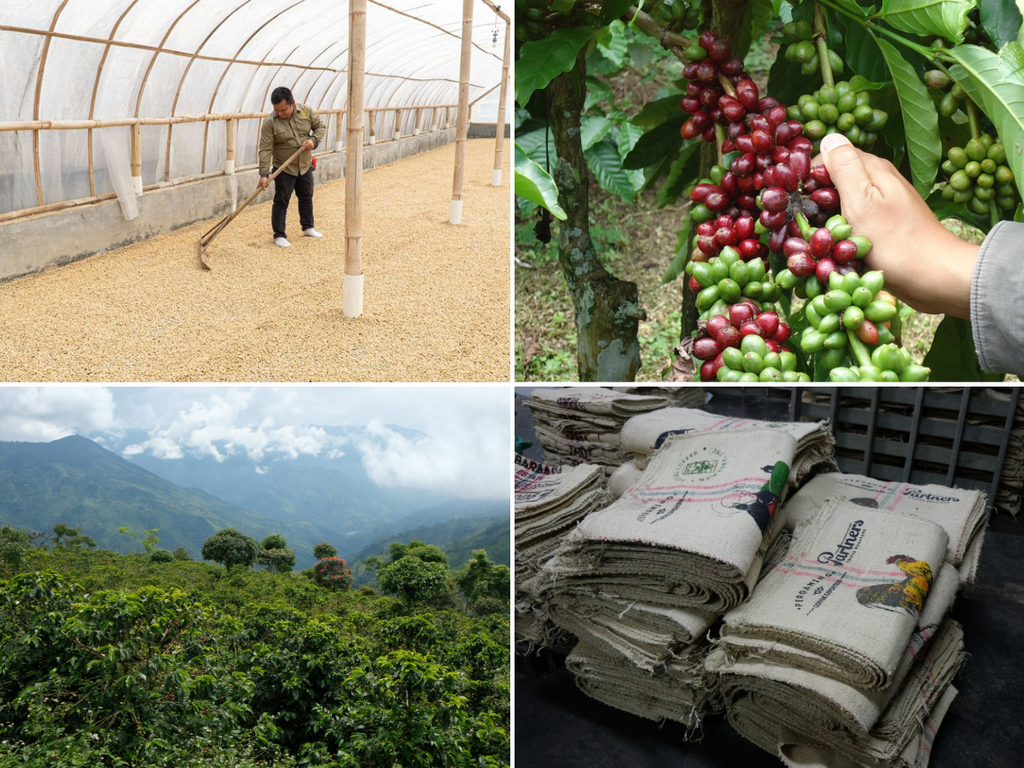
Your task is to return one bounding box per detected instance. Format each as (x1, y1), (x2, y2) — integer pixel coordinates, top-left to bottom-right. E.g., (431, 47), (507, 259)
(258, 87), (327, 247)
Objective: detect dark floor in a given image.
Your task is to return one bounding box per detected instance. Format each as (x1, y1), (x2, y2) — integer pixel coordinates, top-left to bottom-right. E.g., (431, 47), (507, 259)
(514, 386), (1024, 768)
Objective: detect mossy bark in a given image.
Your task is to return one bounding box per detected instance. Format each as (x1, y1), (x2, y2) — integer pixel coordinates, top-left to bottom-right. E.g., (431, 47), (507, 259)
(549, 52), (644, 382)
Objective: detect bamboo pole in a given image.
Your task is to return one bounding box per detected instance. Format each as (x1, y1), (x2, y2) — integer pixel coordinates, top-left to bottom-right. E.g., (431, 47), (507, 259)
(0, 111), (348, 132)
(394, 108), (401, 142)
(0, 192), (119, 223)
(414, 107), (422, 136)
(345, 0), (367, 319)
(32, 2), (69, 208)
(224, 118), (236, 175)
(492, 20), (510, 187)
(87, 0), (142, 193)
(368, 109), (376, 145)
(131, 122), (143, 195)
(335, 110), (345, 153)
(450, 0), (473, 224)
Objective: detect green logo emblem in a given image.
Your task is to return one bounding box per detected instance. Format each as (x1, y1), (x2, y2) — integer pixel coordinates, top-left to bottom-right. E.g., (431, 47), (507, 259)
(674, 447), (726, 481)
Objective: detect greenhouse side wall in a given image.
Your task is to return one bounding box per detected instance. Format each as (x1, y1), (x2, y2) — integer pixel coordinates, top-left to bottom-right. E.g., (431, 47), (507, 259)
(0, 127), (457, 283)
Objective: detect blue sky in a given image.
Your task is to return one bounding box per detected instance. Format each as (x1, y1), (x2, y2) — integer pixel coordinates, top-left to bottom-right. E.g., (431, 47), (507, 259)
(0, 385), (510, 499)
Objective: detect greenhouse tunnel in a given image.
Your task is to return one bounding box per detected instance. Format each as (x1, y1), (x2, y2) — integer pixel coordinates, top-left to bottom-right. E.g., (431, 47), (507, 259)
(0, 0), (510, 283)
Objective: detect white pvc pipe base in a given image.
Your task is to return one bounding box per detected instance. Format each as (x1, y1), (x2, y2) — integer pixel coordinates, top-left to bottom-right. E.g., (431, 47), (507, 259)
(224, 159), (235, 175)
(343, 273), (364, 318)
(491, 169), (502, 186)
(132, 176), (143, 196)
(414, 128), (421, 136)
(394, 132), (401, 141)
(449, 199), (463, 225)
(335, 142), (344, 153)
(369, 135), (376, 145)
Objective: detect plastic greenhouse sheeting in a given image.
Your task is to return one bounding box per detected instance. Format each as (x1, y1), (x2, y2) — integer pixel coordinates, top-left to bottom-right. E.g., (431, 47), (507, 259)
(0, 0), (507, 215)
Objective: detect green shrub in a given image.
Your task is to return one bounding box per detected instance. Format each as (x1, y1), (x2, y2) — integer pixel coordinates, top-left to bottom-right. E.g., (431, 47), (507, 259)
(377, 556), (450, 604)
(150, 548), (174, 563)
(312, 542), (337, 559)
(201, 528), (260, 570)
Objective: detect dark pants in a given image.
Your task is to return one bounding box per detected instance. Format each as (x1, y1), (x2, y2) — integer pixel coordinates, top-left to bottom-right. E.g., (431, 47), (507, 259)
(272, 167), (314, 239)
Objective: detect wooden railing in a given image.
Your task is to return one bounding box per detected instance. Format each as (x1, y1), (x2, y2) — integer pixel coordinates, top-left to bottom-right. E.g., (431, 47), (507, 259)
(0, 103), (463, 223)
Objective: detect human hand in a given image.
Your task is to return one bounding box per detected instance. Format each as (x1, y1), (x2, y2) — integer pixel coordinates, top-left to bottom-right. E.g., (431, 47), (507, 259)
(818, 133), (978, 318)
(301, 139), (315, 151)
(257, 176), (270, 191)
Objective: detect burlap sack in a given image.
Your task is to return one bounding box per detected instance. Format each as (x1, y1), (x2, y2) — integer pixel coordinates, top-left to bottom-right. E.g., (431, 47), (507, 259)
(528, 387), (669, 417)
(565, 637), (721, 736)
(545, 591), (717, 671)
(727, 621), (962, 767)
(775, 638), (962, 768)
(780, 474), (988, 583)
(620, 408), (836, 483)
(894, 683), (958, 768)
(721, 502), (948, 690)
(709, 562), (960, 736)
(515, 454), (603, 520)
(515, 489), (611, 579)
(608, 386), (708, 409)
(541, 429), (798, 611)
(515, 572), (573, 650)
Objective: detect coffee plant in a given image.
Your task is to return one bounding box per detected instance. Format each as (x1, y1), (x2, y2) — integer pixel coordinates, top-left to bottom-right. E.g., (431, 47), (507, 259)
(0, 545), (510, 768)
(514, 0), (1024, 382)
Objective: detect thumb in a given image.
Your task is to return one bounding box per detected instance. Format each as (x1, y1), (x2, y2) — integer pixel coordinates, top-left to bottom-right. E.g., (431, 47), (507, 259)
(819, 134), (875, 208)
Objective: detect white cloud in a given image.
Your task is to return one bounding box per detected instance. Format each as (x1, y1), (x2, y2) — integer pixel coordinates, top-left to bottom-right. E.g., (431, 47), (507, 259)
(122, 392), (347, 463)
(0, 386), (117, 442)
(0, 385), (510, 501)
(353, 411), (509, 499)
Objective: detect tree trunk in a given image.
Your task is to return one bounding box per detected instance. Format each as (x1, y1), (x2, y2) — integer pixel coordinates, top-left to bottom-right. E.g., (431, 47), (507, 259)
(549, 52), (645, 382)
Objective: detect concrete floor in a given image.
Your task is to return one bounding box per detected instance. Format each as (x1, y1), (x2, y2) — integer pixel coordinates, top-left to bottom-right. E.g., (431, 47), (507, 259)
(514, 387), (1024, 768)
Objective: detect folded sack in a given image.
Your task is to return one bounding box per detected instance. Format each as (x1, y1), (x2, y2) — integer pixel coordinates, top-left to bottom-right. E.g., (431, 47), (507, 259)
(780, 473), (989, 584)
(727, 621), (962, 767)
(720, 501), (948, 690)
(709, 562), (960, 738)
(565, 636), (721, 735)
(539, 428), (798, 612)
(545, 591), (717, 671)
(620, 408), (836, 485)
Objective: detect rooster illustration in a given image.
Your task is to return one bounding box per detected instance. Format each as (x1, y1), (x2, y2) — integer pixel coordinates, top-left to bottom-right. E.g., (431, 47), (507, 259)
(855, 555), (933, 616)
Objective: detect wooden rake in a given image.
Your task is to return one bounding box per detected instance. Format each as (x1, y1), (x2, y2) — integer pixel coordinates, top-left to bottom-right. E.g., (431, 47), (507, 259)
(199, 146), (304, 270)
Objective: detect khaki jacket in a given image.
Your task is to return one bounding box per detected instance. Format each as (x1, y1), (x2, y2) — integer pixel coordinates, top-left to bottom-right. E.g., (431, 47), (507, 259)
(258, 102), (327, 177)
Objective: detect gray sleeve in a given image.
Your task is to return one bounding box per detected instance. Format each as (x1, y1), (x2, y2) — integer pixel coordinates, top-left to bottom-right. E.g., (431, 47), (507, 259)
(970, 219), (1024, 376)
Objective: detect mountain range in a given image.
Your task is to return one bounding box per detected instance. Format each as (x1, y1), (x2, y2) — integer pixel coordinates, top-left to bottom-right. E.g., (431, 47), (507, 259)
(0, 434), (509, 569)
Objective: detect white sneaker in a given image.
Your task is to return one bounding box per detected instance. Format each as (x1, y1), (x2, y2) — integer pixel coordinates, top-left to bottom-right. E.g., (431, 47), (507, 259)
(303, 228), (324, 238)
(274, 237), (292, 248)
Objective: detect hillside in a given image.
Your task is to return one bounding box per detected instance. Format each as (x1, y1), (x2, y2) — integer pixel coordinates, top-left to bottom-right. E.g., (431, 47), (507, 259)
(0, 435), (332, 562)
(349, 513), (510, 587)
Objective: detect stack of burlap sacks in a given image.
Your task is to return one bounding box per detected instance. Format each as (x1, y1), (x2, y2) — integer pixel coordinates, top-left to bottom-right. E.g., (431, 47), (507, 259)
(520, 411), (836, 735)
(514, 453), (611, 648)
(523, 388), (705, 476)
(516, 404), (988, 763)
(711, 471), (989, 767)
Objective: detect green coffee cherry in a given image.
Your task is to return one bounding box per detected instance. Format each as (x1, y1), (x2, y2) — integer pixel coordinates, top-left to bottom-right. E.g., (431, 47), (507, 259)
(943, 135), (1018, 212)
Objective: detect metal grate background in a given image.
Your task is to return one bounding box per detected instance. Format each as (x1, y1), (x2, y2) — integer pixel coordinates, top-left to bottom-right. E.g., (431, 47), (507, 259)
(766, 387), (1022, 510)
